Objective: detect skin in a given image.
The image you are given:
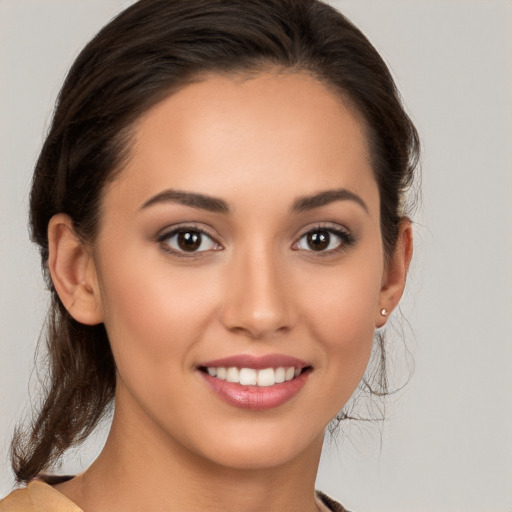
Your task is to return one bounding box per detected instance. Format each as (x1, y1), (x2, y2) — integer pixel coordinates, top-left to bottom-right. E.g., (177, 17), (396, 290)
(48, 72), (412, 512)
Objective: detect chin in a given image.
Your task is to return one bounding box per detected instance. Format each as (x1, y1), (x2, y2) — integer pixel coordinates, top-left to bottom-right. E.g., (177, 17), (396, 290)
(191, 426), (324, 472)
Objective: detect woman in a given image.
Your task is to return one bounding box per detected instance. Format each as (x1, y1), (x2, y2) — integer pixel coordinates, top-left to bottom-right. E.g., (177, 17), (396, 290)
(1, 0), (419, 510)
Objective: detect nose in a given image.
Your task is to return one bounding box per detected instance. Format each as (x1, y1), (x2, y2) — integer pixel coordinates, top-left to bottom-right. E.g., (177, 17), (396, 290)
(219, 246), (295, 339)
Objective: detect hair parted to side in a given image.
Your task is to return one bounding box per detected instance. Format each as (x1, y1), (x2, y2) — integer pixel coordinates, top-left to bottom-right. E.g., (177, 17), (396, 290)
(13, 0), (420, 482)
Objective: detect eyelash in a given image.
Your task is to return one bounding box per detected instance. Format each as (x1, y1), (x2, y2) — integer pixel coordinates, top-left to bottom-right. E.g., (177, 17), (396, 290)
(156, 223), (355, 258)
(293, 224), (355, 256)
(157, 224), (222, 258)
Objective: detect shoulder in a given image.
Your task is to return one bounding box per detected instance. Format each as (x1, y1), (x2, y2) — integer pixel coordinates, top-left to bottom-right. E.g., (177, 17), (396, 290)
(0, 481), (83, 512)
(316, 490), (352, 512)
(0, 487), (33, 512)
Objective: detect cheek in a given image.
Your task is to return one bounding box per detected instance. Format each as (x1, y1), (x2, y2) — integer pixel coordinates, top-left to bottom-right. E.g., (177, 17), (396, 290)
(299, 256), (383, 379)
(96, 251), (221, 373)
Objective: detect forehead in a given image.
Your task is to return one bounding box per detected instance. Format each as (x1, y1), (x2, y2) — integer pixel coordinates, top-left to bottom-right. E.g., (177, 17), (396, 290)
(104, 72), (378, 216)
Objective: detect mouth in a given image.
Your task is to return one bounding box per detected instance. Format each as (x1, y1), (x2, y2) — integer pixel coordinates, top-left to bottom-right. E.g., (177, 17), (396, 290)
(197, 354), (312, 410)
(198, 365), (309, 387)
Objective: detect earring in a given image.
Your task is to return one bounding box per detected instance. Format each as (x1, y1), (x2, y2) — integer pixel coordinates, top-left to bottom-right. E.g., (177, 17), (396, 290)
(380, 308), (388, 317)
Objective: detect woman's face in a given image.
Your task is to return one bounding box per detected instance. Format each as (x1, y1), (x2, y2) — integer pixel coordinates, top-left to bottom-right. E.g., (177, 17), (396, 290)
(89, 72), (393, 470)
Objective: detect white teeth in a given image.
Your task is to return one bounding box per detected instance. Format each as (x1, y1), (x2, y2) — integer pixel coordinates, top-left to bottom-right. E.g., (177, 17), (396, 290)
(275, 367), (286, 383)
(285, 367), (295, 381)
(257, 368), (275, 387)
(226, 367), (239, 383)
(239, 368), (257, 385)
(205, 366), (302, 386)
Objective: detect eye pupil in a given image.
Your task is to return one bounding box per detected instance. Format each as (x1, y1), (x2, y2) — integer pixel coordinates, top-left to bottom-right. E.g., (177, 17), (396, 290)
(307, 231), (330, 251)
(177, 231), (201, 251)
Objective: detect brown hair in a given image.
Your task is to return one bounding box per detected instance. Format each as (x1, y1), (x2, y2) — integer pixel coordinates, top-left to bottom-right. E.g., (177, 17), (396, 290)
(12, 0), (420, 482)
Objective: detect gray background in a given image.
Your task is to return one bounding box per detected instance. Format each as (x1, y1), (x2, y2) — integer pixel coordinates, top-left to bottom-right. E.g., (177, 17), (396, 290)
(1, 1), (511, 510)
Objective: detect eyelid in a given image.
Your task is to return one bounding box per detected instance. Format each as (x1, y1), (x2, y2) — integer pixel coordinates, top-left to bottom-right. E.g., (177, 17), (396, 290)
(154, 221), (354, 257)
(292, 222), (355, 254)
(156, 223), (223, 256)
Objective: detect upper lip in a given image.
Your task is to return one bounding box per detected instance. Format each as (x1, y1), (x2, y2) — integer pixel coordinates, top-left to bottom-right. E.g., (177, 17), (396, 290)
(198, 354), (309, 370)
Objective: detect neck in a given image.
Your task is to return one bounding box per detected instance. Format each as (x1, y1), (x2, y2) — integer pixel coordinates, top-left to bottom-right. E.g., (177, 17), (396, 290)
(58, 395), (325, 512)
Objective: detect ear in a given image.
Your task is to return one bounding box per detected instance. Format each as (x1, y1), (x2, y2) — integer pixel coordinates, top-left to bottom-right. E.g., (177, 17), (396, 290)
(375, 218), (413, 327)
(48, 213), (103, 325)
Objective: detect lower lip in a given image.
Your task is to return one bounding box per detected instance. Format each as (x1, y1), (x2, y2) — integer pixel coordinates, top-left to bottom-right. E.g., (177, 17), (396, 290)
(200, 370), (310, 410)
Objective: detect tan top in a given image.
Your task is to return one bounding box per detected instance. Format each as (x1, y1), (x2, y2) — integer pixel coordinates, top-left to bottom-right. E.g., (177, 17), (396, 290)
(0, 481), (348, 512)
(0, 481), (83, 512)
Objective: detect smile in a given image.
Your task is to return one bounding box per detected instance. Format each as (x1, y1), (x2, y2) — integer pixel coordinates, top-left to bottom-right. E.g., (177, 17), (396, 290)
(200, 366), (303, 387)
(197, 355), (312, 410)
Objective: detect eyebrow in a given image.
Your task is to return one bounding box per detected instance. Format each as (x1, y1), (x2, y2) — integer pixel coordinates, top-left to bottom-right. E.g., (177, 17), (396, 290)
(290, 188), (368, 214)
(141, 187), (368, 215)
(141, 189), (230, 213)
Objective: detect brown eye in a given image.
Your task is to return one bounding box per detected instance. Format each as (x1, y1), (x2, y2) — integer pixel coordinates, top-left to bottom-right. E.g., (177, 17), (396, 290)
(295, 227), (351, 253)
(306, 231), (330, 251)
(162, 229), (219, 254)
(177, 231), (201, 251)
